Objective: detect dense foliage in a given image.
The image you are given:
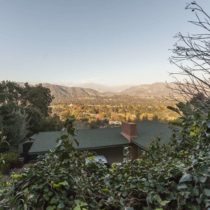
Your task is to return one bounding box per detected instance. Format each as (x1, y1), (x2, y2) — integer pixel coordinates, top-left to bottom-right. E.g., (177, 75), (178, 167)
(0, 81), (64, 175)
(0, 151), (22, 174)
(0, 81), (62, 150)
(52, 101), (177, 128)
(1, 105), (210, 209)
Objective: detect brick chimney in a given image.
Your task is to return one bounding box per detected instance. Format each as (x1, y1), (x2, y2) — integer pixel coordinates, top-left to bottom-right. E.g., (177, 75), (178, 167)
(121, 122), (137, 142)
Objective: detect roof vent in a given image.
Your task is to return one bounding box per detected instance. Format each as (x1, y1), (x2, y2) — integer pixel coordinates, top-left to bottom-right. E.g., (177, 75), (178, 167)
(121, 122), (137, 142)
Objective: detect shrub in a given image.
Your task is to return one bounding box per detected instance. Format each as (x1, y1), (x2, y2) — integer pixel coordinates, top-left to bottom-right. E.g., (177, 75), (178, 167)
(0, 151), (21, 174)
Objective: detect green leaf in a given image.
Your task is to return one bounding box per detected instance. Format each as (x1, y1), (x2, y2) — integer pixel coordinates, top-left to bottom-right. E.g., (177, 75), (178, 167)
(177, 183), (188, 190)
(46, 206), (56, 210)
(179, 173), (192, 183)
(57, 202), (65, 209)
(204, 189), (210, 197)
(73, 200), (87, 210)
(160, 200), (170, 206)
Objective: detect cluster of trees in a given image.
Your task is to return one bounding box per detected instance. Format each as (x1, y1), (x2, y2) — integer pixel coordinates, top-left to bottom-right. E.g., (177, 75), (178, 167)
(52, 101), (178, 127)
(0, 81), (62, 150)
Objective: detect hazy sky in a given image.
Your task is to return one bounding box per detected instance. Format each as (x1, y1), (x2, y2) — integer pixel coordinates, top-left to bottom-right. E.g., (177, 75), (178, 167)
(0, 0), (209, 85)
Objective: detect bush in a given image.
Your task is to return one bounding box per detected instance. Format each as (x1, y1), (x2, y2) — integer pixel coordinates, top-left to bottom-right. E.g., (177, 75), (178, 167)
(0, 152), (21, 174)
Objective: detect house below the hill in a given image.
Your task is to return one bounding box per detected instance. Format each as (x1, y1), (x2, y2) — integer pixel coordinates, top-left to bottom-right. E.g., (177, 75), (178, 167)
(25, 120), (173, 164)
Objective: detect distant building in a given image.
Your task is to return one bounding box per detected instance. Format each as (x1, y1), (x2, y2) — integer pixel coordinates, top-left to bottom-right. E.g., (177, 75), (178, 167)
(109, 120), (122, 126)
(26, 121), (172, 164)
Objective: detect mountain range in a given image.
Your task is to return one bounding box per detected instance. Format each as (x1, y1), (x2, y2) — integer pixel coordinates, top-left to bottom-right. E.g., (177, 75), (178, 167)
(42, 82), (174, 104)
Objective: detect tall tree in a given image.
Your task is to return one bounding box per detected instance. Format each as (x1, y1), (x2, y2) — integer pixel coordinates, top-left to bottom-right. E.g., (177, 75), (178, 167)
(0, 104), (28, 147)
(23, 83), (53, 117)
(0, 81), (57, 148)
(0, 81), (22, 105)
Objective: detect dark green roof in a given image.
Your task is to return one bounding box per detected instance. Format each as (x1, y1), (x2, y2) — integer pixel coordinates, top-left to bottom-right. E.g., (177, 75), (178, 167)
(29, 120), (173, 154)
(29, 131), (64, 154)
(133, 120), (172, 149)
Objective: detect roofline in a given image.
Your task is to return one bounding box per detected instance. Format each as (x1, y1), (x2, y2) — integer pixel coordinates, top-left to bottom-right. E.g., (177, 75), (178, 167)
(28, 151), (47, 155)
(77, 143), (130, 151)
(29, 143), (130, 155)
(132, 141), (147, 151)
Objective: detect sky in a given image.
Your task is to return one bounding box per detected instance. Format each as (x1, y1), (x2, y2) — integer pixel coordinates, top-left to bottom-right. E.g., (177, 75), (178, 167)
(0, 0), (209, 86)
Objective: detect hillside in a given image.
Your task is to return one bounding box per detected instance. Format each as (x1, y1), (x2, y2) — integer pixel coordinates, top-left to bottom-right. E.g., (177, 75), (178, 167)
(121, 83), (174, 98)
(75, 83), (131, 92)
(43, 83), (103, 104)
(35, 82), (176, 104)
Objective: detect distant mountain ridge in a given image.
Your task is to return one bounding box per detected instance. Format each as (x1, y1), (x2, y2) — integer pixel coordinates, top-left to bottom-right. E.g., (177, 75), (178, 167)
(121, 82), (174, 99)
(43, 83), (103, 104)
(74, 83), (131, 92)
(40, 82), (174, 103)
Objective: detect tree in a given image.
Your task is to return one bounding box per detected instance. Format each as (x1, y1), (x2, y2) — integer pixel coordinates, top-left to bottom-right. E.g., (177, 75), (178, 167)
(0, 81), (22, 105)
(22, 83), (53, 117)
(0, 104), (28, 147)
(170, 1), (210, 113)
(25, 106), (43, 134)
(0, 81), (58, 148)
(40, 114), (64, 131)
(0, 131), (10, 152)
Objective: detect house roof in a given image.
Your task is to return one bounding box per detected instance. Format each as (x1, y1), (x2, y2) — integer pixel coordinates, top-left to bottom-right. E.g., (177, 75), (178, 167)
(28, 120), (173, 154)
(133, 120), (172, 149)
